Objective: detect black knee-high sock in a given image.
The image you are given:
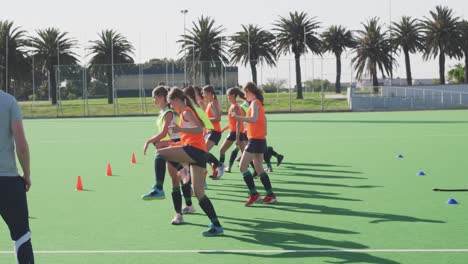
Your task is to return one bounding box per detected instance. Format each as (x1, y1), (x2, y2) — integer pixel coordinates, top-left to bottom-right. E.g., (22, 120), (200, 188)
(219, 153), (225, 164)
(16, 239), (34, 264)
(264, 150), (273, 168)
(198, 195), (221, 227)
(155, 155), (166, 190)
(206, 153), (220, 167)
(268, 146), (279, 157)
(229, 148), (239, 168)
(172, 187), (182, 214)
(181, 183), (193, 206)
(259, 172), (273, 195)
(242, 170), (257, 194)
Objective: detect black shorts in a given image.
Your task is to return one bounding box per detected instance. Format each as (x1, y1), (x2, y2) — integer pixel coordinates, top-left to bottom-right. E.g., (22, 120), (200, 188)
(245, 139), (267, 154)
(0, 176), (31, 241)
(206, 131), (222, 145)
(226, 132), (248, 142)
(153, 138), (180, 147)
(183, 145), (207, 168)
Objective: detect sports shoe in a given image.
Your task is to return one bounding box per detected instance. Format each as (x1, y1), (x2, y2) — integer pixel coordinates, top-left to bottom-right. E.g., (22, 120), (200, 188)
(265, 166), (273, 172)
(244, 193), (261, 206)
(262, 194), (277, 204)
(276, 155), (284, 166)
(142, 188), (165, 200)
(211, 164), (218, 179)
(182, 205), (196, 214)
(202, 225), (224, 236)
(225, 166), (232, 173)
(171, 213), (184, 225)
(214, 163), (226, 179)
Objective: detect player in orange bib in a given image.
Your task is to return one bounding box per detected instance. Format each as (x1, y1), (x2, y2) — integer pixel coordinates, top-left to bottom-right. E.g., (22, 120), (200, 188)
(155, 88), (223, 236)
(202, 85), (226, 179)
(232, 82), (277, 206)
(219, 88), (248, 173)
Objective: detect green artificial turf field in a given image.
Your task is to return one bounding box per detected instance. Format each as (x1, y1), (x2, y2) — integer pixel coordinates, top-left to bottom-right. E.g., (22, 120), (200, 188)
(1, 110), (467, 263)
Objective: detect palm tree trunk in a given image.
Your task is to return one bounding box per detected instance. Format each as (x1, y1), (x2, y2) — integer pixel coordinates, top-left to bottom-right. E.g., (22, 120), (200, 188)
(372, 64), (379, 93)
(250, 61), (258, 85)
(0, 72), (4, 92)
(335, 54), (341, 93)
(294, 54), (303, 99)
(49, 66), (57, 105)
(204, 66), (210, 85)
(439, 51), (446, 85)
(107, 66), (113, 104)
(404, 49), (412, 86)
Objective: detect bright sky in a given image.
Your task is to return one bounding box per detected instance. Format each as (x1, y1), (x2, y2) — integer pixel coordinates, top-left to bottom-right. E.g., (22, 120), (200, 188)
(2, 0), (468, 84)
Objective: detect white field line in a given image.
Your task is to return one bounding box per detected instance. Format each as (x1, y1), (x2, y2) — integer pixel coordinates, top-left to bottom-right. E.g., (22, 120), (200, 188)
(1, 249), (468, 254)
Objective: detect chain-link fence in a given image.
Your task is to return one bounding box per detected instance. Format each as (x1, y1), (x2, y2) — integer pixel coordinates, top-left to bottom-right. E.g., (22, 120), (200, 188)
(351, 85), (468, 111)
(5, 57), (353, 117)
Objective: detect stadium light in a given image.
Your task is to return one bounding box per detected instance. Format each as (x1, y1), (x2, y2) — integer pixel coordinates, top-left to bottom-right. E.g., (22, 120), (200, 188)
(181, 9), (188, 87)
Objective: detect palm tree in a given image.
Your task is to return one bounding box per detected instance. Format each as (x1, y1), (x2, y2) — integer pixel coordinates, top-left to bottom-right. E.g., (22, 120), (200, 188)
(178, 16), (229, 85)
(321, 25), (355, 93)
(88, 29), (135, 104)
(352, 18), (395, 92)
(391, 16), (424, 86)
(230, 24), (276, 85)
(29, 28), (79, 105)
(422, 6), (460, 85)
(0, 20), (29, 94)
(459, 20), (468, 84)
(274, 11), (321, 99)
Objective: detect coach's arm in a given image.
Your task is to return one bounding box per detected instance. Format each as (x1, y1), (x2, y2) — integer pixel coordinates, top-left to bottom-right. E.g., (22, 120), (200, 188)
(12, 120), (31, 192)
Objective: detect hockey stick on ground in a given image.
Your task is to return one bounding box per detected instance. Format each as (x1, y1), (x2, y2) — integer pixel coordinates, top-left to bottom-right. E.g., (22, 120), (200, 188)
(433, 188), (468, 192)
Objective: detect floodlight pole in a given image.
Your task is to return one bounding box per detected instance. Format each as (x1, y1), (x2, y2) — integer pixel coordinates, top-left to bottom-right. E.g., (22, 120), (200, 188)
(389, 0), (393, 86)
(181, 9), (188, 87)
(5, 35), (8, 93)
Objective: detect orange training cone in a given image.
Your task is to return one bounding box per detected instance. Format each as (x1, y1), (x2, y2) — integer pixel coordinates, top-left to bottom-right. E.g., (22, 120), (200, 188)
(131, 152), (137, 164)
(76, 176), (83, 191)
(106, 163), (113, 176)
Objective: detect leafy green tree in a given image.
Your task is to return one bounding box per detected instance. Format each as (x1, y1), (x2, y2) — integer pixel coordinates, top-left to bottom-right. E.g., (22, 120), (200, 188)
(274, 11), (321, 99)
(321, 25), (355, 93)
(29, 28), (79, 105)
(230, 24), (276, 85)
(391, 16), (424, 85)
(88, 29), (135, 104)
(178, 16), (229, 85)
(447, 64), (465, 84)
(0, 20), (30, 94)
(458, 20), (468, 84)
(352, 18), (395, 92)
(422, 6), (461, 84)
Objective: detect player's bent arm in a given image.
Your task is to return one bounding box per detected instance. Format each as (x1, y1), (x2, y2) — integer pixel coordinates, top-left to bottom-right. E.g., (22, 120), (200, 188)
(180, 111), (204, 134)
(12, 120), (31, 183)
(235, 101), (259, 123)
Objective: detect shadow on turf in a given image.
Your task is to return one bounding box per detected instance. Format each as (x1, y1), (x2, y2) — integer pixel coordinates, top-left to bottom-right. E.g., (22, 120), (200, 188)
(281, 162), (351, 168)
(194, 217), (400, 264)
(212, 184), (363, 202)
(271, 178), (382, 189)
(272, 119), (468, 124)
(210, 190), (444, 225)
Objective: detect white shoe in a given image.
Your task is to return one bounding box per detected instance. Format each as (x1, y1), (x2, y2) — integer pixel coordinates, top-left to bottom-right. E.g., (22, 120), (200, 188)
(171, 214), (184, 225)
(215, 163), (226, 179)
(182, 205), (196, 214)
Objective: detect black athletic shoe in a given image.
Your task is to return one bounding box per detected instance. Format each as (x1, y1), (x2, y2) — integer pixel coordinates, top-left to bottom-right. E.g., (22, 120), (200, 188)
(276, 155), (284, 166)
